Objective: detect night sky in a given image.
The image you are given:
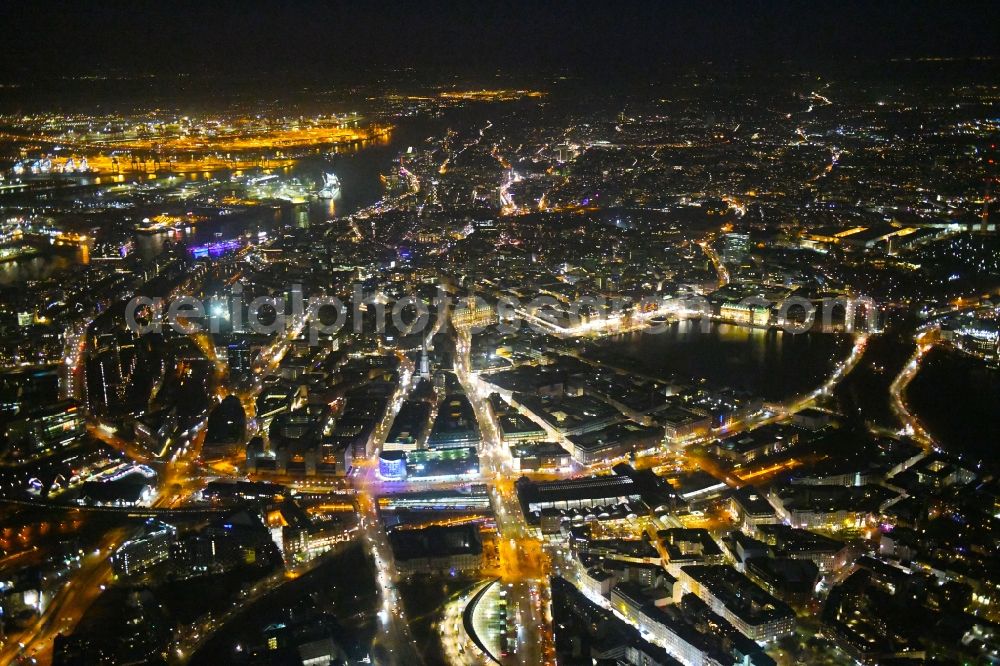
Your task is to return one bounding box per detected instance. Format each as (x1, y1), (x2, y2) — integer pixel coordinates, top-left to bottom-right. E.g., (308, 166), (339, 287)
(1, 1), (999, 82)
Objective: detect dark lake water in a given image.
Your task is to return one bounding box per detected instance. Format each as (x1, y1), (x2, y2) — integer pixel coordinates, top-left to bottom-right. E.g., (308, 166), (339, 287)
(584, 320), (853, 402)
(907, 346), (1000, 464)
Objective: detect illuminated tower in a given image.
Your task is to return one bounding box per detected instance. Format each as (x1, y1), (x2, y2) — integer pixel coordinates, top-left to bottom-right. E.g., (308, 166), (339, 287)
(419, 343), (430, 378)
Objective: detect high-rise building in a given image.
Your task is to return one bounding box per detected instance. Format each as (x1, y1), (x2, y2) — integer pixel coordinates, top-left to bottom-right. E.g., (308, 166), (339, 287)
(721, 232), (750, 265)
(111, 519), (177, 576)
(226, 340), (254, 382)
(1, 400), (86, 463)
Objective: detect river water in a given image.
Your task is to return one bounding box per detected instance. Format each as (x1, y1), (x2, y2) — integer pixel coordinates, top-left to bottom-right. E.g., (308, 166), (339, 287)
(0, 117), (433, 283)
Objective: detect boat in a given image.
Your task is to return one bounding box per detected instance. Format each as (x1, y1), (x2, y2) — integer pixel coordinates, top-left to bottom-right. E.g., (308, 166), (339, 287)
(317, 172), (341, 199)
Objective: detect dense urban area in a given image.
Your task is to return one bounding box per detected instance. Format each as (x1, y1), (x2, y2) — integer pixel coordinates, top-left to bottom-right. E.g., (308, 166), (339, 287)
(0, 11), (999, 666)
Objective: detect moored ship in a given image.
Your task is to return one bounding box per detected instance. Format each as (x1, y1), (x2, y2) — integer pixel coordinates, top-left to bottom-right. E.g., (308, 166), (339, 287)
(317, 172), (341, 199)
